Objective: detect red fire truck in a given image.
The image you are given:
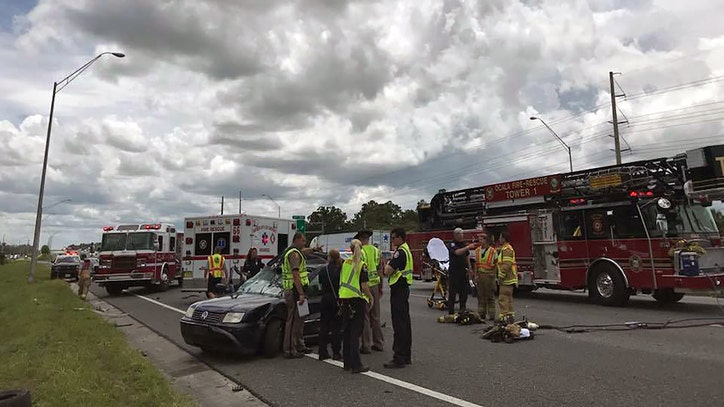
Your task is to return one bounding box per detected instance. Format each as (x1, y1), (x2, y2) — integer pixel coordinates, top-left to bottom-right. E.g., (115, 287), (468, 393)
(416, 145), (724, 306)
(94, 223), (182, 295)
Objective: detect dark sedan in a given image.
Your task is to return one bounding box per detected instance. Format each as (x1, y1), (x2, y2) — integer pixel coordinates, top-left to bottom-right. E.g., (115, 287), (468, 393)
(180, 252), (326, 357)
(50, 255), (82, 280)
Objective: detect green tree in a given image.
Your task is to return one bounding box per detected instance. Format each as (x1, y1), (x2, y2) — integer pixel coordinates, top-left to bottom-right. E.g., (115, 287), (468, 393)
(350, 200), (404, 230)
(400, 209), (420, 232)
(308, 206), (349, 233)
(41, 245), (50, 255)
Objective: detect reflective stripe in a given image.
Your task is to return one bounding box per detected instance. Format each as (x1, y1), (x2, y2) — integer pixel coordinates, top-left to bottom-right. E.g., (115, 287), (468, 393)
(208, 254), (224, 278)
(339, 259), (368, 301)
(497, 243), (517, 285)
(362, 245), (381, 286)
(476, 246), (495, 272)
(389, 242), (413, 286)
(282, 248), (308, 290)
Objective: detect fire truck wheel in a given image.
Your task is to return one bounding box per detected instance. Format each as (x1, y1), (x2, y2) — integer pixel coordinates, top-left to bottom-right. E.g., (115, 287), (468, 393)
(105, 285), (123, 296)
(588, 266), (629, 307)
(652, 288), (684, 304)
(154, 268), (170, 292)
(262, 318), (284, 358)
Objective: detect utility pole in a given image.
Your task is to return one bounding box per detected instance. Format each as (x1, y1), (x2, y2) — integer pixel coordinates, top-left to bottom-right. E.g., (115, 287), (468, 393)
(610, 71), (622, 165)
(239, 190), (242, 214)
(221, 196), (224, 215)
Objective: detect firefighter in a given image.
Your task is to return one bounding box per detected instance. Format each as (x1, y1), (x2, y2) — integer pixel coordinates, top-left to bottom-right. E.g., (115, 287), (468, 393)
(383, 227), (413, 369)
(496, 231), (517, 321)
(339, 239), (374, 373)
(357, 230), (384, 353)
(205, 247), (228, 299)
(78, 259), (92, 300)
(282, 232), (322, 359)
(474, 232), (497, 320)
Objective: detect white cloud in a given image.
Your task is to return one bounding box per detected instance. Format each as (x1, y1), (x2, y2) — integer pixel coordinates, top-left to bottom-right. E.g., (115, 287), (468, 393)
(1, 0), (723, 248)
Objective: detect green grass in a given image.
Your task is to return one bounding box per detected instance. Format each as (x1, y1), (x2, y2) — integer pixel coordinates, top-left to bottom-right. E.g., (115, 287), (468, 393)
(0, 261), (195, 407)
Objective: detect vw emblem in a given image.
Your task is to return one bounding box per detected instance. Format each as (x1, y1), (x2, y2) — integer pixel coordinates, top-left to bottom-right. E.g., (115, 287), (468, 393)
(201, 311), (208, 320)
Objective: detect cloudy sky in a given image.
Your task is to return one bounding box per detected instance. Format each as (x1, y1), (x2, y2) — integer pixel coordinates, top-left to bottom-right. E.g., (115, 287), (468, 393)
(1, 0), (723, 248)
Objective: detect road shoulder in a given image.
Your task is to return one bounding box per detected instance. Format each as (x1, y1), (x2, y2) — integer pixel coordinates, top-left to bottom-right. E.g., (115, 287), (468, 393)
(75, 284), (267, 407)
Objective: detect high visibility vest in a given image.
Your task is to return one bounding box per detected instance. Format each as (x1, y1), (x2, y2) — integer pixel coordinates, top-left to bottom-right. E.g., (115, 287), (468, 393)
(339, 258), (369, 302)
(282, 247), (308, 290)
(361, 244), (381, 287)
(475, 246), (496, 273)
(389, 242), (413, 286)
(497, 243), (518, 285)
(207, 254), (224, 278)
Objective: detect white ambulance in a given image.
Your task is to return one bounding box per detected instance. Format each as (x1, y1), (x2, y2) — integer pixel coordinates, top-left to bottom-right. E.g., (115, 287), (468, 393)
(181, 214), (295, 280)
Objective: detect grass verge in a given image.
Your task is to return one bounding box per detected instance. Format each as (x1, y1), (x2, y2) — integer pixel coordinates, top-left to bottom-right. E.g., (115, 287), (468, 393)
(0, 261), (195, 407)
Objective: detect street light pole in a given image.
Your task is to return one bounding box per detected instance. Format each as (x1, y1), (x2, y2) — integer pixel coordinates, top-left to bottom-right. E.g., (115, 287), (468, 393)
(530, 117), (573, 173)
(262, 194), (281, 218)
(28, 52), (124, 283)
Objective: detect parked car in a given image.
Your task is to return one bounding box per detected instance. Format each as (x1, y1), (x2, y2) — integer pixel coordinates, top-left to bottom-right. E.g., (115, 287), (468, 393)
(51, 254), (82, 280)
(179, 252), (327, 357)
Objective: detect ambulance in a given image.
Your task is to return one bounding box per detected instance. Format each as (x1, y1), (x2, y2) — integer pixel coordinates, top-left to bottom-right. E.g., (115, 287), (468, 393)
(181, 214), (295, 281)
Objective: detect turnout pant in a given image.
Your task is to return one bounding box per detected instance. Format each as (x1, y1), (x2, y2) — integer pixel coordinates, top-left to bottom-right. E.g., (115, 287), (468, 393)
(390, 281), (411, 365)
(342, 298), (366, 369)
(498, 284), (515, 320)
(318, 294), (342, 357)
(475, 272), (496, 319)
(447, 274), (468, 314)
(78, 274), (91, 299)
(283, 289), (307, 355)
(362, 284), (384, 351)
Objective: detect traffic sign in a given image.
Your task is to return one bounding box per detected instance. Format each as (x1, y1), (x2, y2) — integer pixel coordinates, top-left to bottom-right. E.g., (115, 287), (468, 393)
(292, 215), (305, 220)
(296, 219), (306, 233)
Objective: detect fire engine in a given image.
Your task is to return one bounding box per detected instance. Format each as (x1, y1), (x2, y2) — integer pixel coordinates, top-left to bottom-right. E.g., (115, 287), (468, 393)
(416, 144), (724, 306)
(94, 223), (182, 295)
(181, 214), (295, 281)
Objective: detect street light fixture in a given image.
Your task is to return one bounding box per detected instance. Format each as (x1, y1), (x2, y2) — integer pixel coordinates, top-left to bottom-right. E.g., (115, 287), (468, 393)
(28, 52), (125, 283)
(261, 194), (281, 218)
(529, 116), (573, 173)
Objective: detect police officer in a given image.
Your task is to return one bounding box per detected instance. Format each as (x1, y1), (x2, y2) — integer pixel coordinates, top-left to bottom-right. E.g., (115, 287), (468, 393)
(356, 230), (384, 353)
(383, 227), (413, 369)
(281, 232), (322, 359)
(206, 247), (228, 299)
(447, 228), (476, 314)
(339, 239), (374, 373)
(497, 231), (517, 322)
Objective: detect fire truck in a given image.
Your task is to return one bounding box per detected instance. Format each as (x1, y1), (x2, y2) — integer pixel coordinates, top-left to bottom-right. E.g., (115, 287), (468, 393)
(416, 144), (724, 306)
(94, 223), (182, 295)
(181, 214), (295, 281)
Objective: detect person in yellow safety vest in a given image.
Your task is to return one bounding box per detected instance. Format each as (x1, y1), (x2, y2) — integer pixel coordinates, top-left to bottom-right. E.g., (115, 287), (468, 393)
(339, 239), (375, 373)
(474, 232), (497, 321)
(496, 231), (517, 322)
(356, 230), (385, 354)
(382, 227), (413, 369)
(281, 232), (323, 359)
(205, 247), (228, 299)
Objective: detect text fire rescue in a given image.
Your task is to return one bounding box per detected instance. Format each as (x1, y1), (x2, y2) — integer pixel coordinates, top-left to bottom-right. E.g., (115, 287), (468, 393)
(485, 175), (562, 202)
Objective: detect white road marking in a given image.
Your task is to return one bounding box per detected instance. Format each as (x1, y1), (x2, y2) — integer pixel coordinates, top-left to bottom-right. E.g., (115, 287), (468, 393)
(305, 353), (483, 407)
(131, 293), (185, 314)
(131, 293), (483, 407)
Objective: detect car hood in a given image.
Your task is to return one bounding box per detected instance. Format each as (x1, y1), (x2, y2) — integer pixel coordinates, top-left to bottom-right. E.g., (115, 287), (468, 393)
(194, 293), (281, 313)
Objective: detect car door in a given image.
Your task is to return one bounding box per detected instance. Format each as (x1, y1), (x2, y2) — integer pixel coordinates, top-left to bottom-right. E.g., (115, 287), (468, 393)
(302, 266), (323, 339)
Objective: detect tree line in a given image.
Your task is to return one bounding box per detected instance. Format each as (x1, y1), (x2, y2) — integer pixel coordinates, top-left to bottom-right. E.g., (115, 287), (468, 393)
(306, 200), (423, 235)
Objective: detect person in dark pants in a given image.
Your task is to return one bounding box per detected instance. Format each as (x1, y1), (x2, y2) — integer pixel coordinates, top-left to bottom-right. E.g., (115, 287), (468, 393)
(318, 249), (343, 361)
(447, 228), (476, 314)
(383, 227), (413, 369)
(339, 239), (374, 373)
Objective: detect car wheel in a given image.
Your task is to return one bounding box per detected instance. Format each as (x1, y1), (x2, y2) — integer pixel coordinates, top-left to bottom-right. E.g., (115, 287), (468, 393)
(262, 319), (284, 358)
(105, 285), (123, 296)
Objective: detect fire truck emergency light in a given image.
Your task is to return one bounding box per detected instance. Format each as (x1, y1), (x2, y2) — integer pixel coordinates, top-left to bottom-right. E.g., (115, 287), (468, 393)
(629, 191), (654, 198)
(569, 198), (586, 205)
(143, 224), (162, 230)
(102, 226), (114, 231)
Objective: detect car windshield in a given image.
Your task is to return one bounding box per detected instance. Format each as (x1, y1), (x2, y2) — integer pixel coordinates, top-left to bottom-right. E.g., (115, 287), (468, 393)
(237, 268), (283, 297)
(127, 232), (155, 250)
(101, 233), (127, 251)
(642, 202), (719, 237)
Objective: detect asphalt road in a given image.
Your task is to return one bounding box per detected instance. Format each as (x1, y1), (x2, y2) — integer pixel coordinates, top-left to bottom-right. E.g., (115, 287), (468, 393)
(90, 282), (724, 407)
